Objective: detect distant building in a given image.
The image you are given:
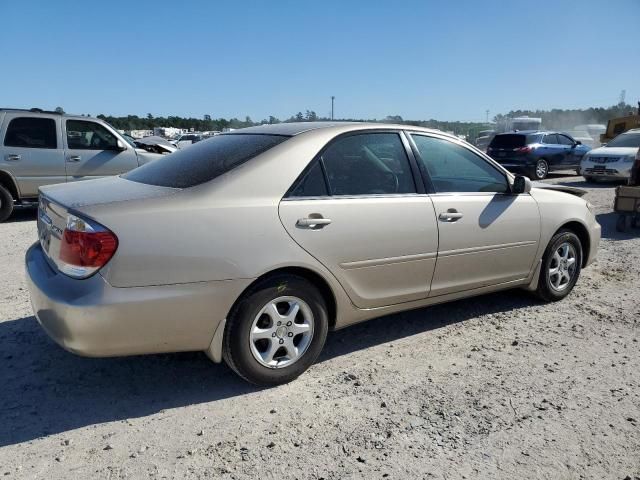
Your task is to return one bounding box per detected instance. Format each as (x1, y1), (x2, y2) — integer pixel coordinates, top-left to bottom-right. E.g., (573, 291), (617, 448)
(128, 129), (153, 139)
(153, 127), (185, 138)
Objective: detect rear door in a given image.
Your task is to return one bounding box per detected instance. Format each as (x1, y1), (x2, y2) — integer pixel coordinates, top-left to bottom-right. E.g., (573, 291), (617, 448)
(409, 133), (540, 296)
(63, 119), (139, 182)
(1, 114), (65, 197)
(279, 131), (439, 308)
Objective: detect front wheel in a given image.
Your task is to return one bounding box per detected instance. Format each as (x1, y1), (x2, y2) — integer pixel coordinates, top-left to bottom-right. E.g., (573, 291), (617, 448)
(222, 274), (329, 386)
(529, 159), (549, 180)
(535, 229), (582, 302)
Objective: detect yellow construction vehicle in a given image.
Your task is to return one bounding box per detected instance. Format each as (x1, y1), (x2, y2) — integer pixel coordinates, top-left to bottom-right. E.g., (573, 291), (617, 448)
(601, 102), (640, 144)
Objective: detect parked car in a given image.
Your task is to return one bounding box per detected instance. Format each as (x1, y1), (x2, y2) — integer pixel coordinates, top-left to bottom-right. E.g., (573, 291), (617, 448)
(580, 129), (640, 182)
(0, 108), (166, 222)
(174, 133), (205, 149)
(487, 131), (591, 180)
(26, 122), (600, 385)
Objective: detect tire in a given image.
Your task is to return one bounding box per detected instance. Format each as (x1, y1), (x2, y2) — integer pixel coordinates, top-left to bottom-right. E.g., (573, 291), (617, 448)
(0, 184), (14, 223)
(583, 176), (595, 183)
(534, 229), (582, 302)
(222, 274), (329, 386)
(529, 159), (549, 180)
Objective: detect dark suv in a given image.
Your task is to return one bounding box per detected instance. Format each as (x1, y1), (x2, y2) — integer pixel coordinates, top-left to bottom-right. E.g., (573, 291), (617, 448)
(487, 131), (591, 180)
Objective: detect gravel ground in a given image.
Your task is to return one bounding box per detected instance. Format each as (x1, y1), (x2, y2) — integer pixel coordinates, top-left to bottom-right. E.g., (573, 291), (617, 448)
(0, 175), (638, 480)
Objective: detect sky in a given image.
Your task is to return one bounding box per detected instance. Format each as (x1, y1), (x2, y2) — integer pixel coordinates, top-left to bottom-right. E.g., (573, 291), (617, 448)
(1, 0), (639, 122)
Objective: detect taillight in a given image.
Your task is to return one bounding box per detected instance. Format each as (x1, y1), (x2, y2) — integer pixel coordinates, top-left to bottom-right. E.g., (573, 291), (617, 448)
(59, 214), (118, 278)
(516, 146), (533, 153)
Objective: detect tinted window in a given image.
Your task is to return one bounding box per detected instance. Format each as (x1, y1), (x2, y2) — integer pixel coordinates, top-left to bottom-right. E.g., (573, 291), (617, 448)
(557, 134), (574, 145)
(412, 135), (508, 193)
(606, 133), (640, 148)
(288, 161), (328, 197)
(543, 134), (558, 144)
(320, 133), (415, 196)
(489, 134), (527, 149)
(4, 117), (57, 149)
(67, 120), (118, 150)
(124, 134), (289, 188)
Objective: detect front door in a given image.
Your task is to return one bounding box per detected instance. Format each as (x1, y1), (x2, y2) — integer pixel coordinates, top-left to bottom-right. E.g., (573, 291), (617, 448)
(279, 132), (439, 309)
(63, 119), (139, 181)
(409, 133), (541, 296)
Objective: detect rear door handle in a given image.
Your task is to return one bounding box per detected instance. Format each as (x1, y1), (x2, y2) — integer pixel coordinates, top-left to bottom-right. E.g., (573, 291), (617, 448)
(296, 216), (332, 229)
(5, 154), (20, 161)
(438, 210), (464, 222)
(67, 155), (81, 162)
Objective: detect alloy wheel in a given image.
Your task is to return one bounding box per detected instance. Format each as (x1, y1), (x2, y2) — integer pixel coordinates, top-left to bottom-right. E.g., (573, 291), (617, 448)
(536, 160), (548, 179)
(249, 296), (314, 368)
(548, 242), (577, 291)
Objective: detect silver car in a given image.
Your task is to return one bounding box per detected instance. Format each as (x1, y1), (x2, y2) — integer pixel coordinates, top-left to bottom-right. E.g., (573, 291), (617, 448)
(26, 122), (601, 385)
(581, 129), (640, 181)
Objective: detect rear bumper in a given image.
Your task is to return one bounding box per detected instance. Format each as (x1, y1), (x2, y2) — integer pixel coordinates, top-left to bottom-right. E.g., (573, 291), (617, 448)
(25, 242), (252, 357)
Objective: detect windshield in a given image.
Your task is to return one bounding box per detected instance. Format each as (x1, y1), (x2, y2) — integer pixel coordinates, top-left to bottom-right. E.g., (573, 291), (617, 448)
(123, 133), (289, 188)
(606, 133), (640, 148)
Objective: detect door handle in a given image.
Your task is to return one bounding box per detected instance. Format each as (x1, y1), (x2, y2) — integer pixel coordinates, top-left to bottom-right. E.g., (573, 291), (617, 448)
(296, 216), (332, 229)
(67, 155), (81, 162)
(5, 154), (20, 161)
(438, 210), (464, 222)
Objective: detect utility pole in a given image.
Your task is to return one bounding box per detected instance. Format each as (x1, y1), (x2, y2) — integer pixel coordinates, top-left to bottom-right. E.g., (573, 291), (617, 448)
(331, 96), (335, 120)
(485, 109), (489, 124)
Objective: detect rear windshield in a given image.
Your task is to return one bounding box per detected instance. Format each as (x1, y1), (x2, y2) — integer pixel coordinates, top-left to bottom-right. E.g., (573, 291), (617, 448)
(606, 133), (640, 148)
(489, 134), (540, 149)
(124, 134), (289, 188)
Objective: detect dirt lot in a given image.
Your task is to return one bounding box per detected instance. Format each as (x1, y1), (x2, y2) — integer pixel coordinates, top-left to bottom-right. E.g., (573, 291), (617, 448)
(0, 176), (638, 480)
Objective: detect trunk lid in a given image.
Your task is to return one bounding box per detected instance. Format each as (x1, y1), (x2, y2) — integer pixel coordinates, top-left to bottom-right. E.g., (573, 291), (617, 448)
(37, 176), (178, 273)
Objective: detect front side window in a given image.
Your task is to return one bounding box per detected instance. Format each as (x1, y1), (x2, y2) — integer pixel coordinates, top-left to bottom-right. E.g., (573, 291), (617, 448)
(320, 133), (416, 196)
(557, 134), (574, 145)
(543, 134), (558, 145)
(66, 120), (119, 150)
(411, 135), (509, 193)
(4, 117), (57, 149)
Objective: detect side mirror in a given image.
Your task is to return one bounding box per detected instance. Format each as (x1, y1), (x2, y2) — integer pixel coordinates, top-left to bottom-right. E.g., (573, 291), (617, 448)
(575, 140), (582, 145)
(116, 139), (127, 151)
(512, 175), (532, 194)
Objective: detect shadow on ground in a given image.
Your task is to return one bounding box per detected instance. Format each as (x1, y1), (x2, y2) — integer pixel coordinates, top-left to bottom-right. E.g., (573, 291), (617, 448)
(596, 212), (640, 240)
(0, 289), (537, 447)
(4, 207), (37, 223)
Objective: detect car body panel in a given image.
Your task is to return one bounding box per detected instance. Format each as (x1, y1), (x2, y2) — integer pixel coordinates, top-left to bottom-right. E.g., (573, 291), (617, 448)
(428, 193), (540, 296)
(0, 111), (66, 197)
(26, 122), (602, 362)
(279, 195), (439, 308)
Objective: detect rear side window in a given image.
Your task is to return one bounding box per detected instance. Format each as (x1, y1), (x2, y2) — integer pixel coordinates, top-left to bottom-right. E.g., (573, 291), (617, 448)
(288, 162), (328, 197)
(320, 133), (416, 196)
(4, 117), (57, 149)
(489, 134), (527, 149)
(124, 134), (289, 188)
(543, 134), (558, 144)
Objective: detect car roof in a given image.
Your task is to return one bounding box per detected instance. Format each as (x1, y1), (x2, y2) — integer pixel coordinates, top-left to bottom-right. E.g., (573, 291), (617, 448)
(225, 121), (449, 138)
(495, 130), (566, 136)
(0, 107), (100, 122)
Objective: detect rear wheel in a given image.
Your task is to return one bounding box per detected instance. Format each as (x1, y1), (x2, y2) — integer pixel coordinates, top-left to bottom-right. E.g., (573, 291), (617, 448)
(535, 229), (582, 302)
(0, 184), (14, 223)
(529, 159), (549, 180)
(222, 274), (329, 386)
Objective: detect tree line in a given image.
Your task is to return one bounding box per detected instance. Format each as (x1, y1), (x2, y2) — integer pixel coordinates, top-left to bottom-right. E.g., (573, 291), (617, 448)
(86, 102), (638, 137)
